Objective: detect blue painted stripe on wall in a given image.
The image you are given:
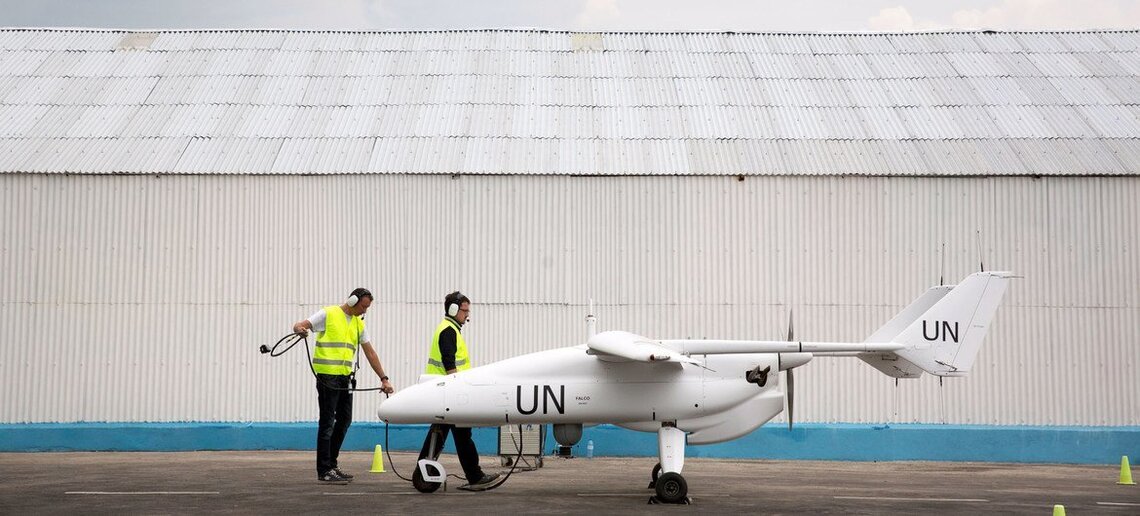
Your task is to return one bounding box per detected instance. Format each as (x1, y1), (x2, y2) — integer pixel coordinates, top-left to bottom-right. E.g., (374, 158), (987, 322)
(1, 423), (1137, 464)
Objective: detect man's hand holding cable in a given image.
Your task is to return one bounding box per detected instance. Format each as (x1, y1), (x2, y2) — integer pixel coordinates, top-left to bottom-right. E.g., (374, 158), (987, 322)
(362, 342), (394, 394)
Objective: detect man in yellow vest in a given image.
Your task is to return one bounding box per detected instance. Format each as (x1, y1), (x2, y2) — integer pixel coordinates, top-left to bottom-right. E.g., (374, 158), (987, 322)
(417, 291), (500, 490)
(292, 288), (394, 484)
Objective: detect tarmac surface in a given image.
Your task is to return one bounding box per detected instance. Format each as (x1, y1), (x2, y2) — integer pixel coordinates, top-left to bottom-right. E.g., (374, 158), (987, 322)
(1, 451), (1137, 514)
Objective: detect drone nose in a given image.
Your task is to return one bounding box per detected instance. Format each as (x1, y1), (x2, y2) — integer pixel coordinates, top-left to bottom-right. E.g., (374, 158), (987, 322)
(376, 381), (445, 424)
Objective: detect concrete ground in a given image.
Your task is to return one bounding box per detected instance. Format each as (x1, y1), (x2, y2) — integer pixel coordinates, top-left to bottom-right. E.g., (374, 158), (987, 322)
(0, 451), (1137, 514)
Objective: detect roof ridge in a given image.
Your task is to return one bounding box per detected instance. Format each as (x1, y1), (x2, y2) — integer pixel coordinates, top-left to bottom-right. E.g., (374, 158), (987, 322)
(2, 26), (1140, 35)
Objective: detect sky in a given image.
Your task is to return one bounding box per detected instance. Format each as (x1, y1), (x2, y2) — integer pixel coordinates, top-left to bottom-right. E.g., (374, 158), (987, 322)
(1, 0), (1140, 32)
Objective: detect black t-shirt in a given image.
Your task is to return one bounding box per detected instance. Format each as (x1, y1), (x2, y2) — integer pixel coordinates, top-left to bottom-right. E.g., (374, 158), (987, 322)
(438, 326), (458, 372)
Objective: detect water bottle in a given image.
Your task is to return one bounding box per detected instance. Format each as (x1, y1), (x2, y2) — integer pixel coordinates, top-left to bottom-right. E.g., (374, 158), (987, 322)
(586, 439), (594, 459)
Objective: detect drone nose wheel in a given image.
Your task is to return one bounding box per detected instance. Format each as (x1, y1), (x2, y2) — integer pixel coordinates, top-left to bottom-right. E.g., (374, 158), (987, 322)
(412, 464), (443, 493)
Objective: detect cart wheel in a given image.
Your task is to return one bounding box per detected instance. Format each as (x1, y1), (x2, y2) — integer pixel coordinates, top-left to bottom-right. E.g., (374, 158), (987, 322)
(412, 465), (442, 493)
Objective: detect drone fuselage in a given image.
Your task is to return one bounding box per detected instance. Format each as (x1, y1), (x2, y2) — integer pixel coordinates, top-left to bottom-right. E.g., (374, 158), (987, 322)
(378, 345), (787, 445)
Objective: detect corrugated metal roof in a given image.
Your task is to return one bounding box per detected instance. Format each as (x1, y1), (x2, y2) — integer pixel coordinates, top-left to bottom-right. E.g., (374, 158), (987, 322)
(0, 28), (1138, 176)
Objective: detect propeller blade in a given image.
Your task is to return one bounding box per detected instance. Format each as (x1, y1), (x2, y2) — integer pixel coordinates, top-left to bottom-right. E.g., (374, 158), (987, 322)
(785, 310), (795, 430)
(786, 367), (794, 431)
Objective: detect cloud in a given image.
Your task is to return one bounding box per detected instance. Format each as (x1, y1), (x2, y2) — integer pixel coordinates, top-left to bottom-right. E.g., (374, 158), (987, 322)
(949, 0), (1140, 30)
(868, 6), (915, 31)
(867, 6), (943, 31)
(869, 1), (1140, 32)
(574, 0), (622, 29)
(259, 0), (389, 29)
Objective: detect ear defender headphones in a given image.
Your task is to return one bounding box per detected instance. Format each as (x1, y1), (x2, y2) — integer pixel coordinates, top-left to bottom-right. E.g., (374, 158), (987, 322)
(445, 291), (467, 317)
(346, 288), (372, 308)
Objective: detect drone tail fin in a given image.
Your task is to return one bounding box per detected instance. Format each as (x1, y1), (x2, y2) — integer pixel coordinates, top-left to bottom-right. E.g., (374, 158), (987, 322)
(887, 271), (1014, 377)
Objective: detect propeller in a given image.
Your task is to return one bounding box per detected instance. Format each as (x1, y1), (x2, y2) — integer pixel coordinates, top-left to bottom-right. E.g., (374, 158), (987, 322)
(786, 310), (794, 431)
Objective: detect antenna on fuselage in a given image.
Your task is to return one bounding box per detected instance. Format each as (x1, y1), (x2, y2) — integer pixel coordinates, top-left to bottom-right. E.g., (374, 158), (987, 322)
(586, 298), (597, 339)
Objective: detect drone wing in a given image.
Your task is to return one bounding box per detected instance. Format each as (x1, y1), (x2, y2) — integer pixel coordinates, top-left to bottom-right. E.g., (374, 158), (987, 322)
(586, 331), (702, 365)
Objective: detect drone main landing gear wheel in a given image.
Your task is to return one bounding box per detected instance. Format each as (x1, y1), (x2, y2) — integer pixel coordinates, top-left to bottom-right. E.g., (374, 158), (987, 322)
(649, 472), (690, 504)
(648, 424), (690, 503)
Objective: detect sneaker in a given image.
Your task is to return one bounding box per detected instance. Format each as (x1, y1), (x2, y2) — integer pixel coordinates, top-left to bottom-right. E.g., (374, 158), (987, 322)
(318, 470), (350, 484)
(332, 467), (354, 480)
(460, 472), (500, 491)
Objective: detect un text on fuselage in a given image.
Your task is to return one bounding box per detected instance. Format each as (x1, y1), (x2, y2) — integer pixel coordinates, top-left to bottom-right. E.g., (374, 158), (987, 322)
(922, 320), (959, 343)
(516, 385), (566, 415)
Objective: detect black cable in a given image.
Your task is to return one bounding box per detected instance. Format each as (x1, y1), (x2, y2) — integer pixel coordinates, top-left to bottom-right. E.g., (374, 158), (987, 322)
(262, 332), (304, 357)
(383, 416), (414, 482)
(261, 331), (386, 392)
(472, 424), (524, 491)
(381, 420), (526, 491)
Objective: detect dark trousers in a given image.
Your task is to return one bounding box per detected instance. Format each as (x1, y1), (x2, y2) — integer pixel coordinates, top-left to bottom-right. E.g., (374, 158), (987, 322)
(418, 423), (484, 482)
(316, 374), (353, 476)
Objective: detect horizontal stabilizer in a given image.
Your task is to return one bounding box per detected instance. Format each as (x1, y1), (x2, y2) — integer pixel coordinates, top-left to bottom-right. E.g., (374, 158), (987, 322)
(857, 352), (925, 378)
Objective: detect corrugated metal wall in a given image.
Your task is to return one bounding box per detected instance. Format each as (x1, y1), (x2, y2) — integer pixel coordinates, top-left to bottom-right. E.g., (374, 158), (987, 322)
(2, 174), (1137, 425)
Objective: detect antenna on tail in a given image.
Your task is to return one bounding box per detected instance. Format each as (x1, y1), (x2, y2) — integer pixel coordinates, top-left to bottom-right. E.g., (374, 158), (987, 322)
(940, 242), (946, 286)
(975, 230), (985, 272)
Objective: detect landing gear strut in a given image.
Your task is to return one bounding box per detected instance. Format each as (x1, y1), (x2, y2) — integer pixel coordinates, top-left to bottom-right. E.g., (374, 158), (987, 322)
(648, 424), (691, 504)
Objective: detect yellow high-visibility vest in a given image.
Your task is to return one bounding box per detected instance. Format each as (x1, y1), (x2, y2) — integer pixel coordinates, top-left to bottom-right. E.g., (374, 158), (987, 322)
(313, 305), (363, 376)
(426, 318), (470, 374)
